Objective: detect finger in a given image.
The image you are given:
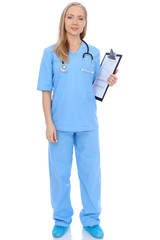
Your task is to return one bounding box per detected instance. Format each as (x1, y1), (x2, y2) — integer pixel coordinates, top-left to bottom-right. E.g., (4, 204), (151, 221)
(110, 74), (118, 79)
(113, 76), (118, 81)
(108, 78), (117, 86)
(112, 76), (118, 83)
(108, 77), (115, 83)
(108, 80), (113, 86)
(49, 135), (54, 142)
(114, 69), (119, 74)
(53, 132), (57, 142)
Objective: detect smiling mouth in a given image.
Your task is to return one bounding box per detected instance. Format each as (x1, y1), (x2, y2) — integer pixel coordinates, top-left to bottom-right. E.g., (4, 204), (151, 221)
(71, 27), (78, 31)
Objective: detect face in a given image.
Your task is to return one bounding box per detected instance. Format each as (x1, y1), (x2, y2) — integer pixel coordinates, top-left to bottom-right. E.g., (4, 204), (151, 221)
(65, 6), (86, 37)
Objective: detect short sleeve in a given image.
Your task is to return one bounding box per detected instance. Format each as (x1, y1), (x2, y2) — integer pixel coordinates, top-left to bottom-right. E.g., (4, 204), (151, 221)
(93, 49), (100, 82)
(37, 48), (54, 91)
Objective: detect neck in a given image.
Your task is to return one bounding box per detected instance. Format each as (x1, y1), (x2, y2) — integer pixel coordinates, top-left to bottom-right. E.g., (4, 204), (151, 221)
(66, 33), (82, 46)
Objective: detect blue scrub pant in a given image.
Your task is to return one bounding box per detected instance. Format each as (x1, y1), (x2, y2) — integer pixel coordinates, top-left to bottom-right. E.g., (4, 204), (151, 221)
(48, 128), (101, 227)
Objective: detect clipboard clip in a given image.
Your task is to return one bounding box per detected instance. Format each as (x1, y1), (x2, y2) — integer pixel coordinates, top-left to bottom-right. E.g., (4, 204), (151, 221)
(108, 49), (116, 60)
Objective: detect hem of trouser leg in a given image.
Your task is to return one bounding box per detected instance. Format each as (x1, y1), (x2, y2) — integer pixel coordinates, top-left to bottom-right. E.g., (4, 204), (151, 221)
(82, 221), (100, 227)
(54, 222), (70, 227)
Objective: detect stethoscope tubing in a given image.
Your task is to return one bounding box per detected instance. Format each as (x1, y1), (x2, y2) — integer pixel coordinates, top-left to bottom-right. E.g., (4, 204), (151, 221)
(61, 40), (94, 73)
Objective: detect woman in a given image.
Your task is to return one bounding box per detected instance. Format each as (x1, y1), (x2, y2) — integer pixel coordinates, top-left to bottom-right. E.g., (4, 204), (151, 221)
(37, 2), (118, 238)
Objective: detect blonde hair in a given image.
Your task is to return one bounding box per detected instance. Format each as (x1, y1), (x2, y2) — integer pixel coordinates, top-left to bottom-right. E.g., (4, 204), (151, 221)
(53, 2), (87, 62)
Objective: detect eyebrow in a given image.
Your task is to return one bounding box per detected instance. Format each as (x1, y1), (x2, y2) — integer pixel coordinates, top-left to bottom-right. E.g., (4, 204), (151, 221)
(66, 14), (85, 17)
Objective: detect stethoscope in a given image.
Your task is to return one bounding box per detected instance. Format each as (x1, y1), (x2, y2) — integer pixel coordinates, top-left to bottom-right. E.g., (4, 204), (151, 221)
(60, 40), (94, 74)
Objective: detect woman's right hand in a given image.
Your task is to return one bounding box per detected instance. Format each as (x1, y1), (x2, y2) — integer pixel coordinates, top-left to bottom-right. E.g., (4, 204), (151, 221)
(46, 122), (57, 143)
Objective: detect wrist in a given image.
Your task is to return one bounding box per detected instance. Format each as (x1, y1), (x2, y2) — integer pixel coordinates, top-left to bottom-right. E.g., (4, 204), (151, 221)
(45, 119), (54, 127)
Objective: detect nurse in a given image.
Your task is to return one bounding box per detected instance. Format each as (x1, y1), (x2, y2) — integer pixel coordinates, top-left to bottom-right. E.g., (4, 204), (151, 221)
(37, 2), (118, 239)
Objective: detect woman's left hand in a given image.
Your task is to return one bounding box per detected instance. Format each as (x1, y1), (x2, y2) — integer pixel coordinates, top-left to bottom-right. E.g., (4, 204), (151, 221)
(108, 69), (118, 87)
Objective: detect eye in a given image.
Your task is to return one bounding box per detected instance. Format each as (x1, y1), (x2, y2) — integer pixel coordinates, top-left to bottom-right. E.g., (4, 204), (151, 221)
(67, 16), (73, 19)
(79, 17), (84, 21)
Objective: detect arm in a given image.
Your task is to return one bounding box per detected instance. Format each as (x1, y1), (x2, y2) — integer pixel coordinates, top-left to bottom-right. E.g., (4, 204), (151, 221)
(42, 91), (52, 125)
(42, 91), (57, 143)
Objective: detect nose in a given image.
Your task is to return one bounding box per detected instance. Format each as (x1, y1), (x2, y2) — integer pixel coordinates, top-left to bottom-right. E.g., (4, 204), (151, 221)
(72, 17), (78, 24)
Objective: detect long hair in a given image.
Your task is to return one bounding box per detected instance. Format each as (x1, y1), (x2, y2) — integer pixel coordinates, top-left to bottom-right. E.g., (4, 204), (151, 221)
(53, 2), (87, 62)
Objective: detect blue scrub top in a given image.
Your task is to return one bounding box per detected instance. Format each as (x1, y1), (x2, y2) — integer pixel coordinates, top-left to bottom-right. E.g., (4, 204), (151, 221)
(37, 41), (100, 132)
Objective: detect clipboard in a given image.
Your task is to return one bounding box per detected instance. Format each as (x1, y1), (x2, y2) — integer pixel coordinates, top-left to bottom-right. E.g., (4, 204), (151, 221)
(93, 51), (122, 102)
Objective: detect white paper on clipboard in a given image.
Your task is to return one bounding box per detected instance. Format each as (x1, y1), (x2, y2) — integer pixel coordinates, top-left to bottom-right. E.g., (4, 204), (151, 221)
(93, 53), (122, 101)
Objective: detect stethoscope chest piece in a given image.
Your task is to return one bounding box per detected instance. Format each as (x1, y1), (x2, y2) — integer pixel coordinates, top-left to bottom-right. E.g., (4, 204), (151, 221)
(60, 63), (67, 72)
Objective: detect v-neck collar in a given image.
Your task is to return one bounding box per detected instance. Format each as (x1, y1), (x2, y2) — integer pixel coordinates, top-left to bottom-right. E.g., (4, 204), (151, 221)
(69, 41), (84, 56)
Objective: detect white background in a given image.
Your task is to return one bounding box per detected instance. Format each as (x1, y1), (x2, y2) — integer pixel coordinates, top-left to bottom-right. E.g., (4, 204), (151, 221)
(0, 0), (160, 240)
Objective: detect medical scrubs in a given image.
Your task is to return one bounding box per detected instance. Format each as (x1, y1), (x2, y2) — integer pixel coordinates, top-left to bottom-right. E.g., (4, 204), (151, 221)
(37, 41), (102, 227)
